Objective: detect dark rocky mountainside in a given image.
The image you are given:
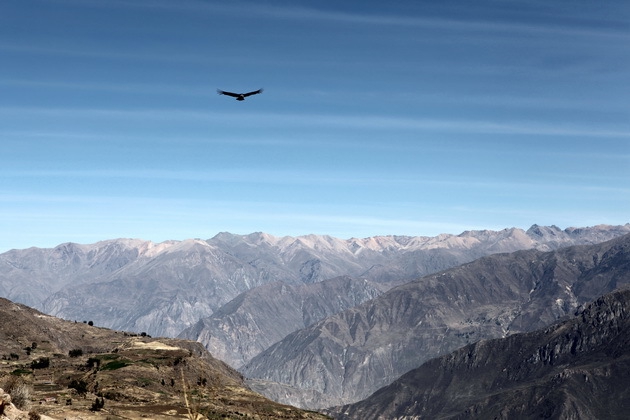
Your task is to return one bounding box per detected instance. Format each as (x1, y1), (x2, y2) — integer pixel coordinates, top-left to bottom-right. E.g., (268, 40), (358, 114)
(178, 276), (383, 368)
(330, 288), (630, 420)
(1, 225), (627, 338)
(0, 297), (330, 419)
(241, 233), (630, 408)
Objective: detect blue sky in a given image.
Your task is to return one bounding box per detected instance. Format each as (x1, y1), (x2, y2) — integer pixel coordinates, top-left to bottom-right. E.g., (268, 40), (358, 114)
(1, 0), (629, 251)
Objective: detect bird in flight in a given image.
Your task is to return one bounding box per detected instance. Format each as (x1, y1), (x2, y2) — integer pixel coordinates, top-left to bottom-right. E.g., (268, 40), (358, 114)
(217, 88), (263, 101)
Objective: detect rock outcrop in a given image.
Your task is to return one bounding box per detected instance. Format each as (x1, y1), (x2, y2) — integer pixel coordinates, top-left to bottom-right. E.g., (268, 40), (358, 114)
(0, 387), (54, 420)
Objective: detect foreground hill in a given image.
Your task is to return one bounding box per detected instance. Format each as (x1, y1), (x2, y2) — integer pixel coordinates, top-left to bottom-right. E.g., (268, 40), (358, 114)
(241, 233), (630, 408)
(1, 225), (626, 339)
(330, 288), (630, 419)
(0, 298), (329, 419)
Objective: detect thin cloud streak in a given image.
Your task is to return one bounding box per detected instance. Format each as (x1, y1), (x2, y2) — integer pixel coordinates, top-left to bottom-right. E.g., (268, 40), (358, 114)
(0, 130), (300, 147)
(0, 79), (209, 97)
(2, 106), (628, 138)
(5, 79), (625, 114)
(52, 0), (629, 39)
(3, 129), (627, 160)
(262, 6), (629, 40)
(4, 78), (626, 114)
(0, 42), (231, 64)
(4, 169), (629, 195)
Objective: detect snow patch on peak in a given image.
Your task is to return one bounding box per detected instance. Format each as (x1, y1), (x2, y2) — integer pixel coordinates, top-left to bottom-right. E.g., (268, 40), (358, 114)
(137, 240), (179, 258)
(246, 232), (279, 245)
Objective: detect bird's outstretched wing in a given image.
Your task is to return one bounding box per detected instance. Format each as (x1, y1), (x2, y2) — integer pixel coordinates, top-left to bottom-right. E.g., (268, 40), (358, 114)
(217, 89), (240, 98)
(243, 88), (263, 97)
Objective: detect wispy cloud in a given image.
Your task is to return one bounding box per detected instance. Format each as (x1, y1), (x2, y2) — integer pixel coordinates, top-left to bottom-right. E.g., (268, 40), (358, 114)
(253, 5), (629, 40)
(0, 42), (232, 64)
(4, 167), (629, 196)
(3, 78), (626, 117)
(2, 106), (628, 138)
(0, 79), (209, 97)
(44, 0), (630, 39)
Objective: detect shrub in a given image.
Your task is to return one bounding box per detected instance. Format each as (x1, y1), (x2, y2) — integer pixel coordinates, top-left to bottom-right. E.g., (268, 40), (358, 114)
(28, 411), (41, 420)
(90, 397), (105, 411)
(69, 349), (83, 358)
(30, 358), (50, 370)
(87, 357), (101, 369)
(68, 379), (88, 395)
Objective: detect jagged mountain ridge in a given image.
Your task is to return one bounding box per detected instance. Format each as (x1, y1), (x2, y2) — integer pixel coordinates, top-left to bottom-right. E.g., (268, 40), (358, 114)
(178, 276), (383, 368)
(329, 288), (630, 420)
(0, 224), (628, 338)
(0, 238), (166, 308)
(240, 233), (630, 409)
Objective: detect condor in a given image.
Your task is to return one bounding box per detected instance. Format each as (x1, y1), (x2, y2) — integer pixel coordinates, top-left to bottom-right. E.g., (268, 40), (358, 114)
(217, 88), (263, 101)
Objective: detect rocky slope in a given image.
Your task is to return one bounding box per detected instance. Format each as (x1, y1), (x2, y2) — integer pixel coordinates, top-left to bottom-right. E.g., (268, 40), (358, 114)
(329, 288), (630, 419)
(241, 233), (630, 408)
(178, 276), (383, 368)
(0, 387), (55, 420)
(0, 225), (627, 338)
(0, 297), (330, 420)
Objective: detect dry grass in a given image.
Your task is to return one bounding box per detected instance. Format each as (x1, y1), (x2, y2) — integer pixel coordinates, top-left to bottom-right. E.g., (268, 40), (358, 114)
(2, 376), (32, 410)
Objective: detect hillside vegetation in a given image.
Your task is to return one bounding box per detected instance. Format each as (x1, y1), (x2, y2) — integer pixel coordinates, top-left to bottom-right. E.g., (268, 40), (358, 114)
(0, 298), (330, 419)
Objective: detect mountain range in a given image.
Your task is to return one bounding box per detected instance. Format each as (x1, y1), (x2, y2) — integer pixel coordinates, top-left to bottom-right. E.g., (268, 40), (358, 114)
(1, 224), (627, 340)
(329, 287), (630, 419)
(241, 232), (630, 408)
